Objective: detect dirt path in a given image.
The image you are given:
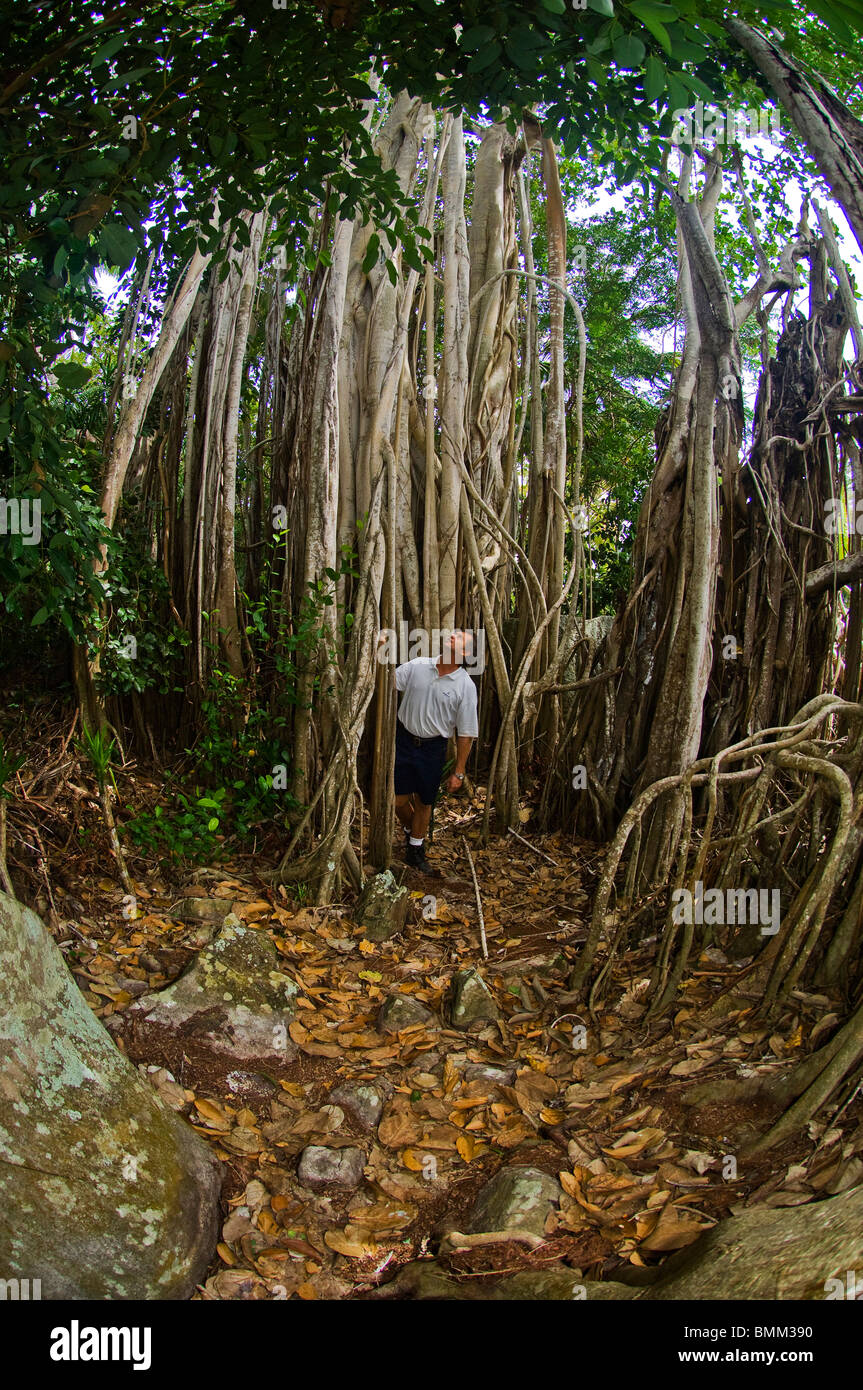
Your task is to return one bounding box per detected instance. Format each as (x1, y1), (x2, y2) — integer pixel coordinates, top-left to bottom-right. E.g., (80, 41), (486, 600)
(54, 801), (861, 1299)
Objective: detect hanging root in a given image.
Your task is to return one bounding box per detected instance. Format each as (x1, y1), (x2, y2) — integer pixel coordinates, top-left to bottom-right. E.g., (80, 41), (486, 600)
(570, 698), (863, 1011)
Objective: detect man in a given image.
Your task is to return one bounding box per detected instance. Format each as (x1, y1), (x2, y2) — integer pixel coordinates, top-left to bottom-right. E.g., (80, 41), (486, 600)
(387, 629), (479, 877)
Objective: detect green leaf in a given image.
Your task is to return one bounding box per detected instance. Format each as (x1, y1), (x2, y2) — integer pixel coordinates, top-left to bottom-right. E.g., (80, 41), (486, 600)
(53, 361), (92, 391)
(100, 67), (154, 92)
(459, 24), (497, 49)
(666, 71), (690, 116)
(467, 39), (503, 70)
(362, 232), (380, 274)
(633, 10), (672, 53)
(92, 33), (126, 65)
(678, 71), (715, 102)
(540, 0), (568, 11)
(588, 0), (615, 13)
(644, 52), (666, 100)
(99, 224), (138, 269)
(627, 0), (677, 19)
(31, 607), (49, 626)
(667, 38), (708, 62)
(613, 33), (646, 65)
(807, 0), (855, 40)
(831, 0), (863, 29)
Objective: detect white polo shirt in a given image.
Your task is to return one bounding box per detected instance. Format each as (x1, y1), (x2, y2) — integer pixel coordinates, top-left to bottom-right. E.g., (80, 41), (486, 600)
(396, 658), (479, 740)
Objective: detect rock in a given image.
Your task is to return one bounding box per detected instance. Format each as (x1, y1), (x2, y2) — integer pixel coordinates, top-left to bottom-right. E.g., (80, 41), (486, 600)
(464, 1062), (517, 1086)
(175, 896), (235, 923)
(0, 890), (222, 1299)
(124, 916), (300, 1065)
(366, 1260), (620, 1301)
(370, 1168), (863, 1305)
(297, 1145), (366, 1192)
(225, 1070), (280, 1100)
(378, 993), (437, 1033)
(354, 871), (410, 942)
(449, 968), (500, 1029)
(468, 1166), (562, 1238)
(113, 975), (150, 997)
(641, 1184), (863, 1300)
(329, 1083), (384, 1131)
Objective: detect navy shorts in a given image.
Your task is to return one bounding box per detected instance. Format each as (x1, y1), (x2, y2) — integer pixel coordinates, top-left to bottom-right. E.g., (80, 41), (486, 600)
(394, 720), (447, 806)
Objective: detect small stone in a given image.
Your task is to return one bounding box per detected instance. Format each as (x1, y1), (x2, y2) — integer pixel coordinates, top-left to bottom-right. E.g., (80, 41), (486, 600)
(354, 871), (410, 942)
(449, 968), (500, 1030)
(175, 896), (235, 923)
(113, 976), (150, 997)
(225, 1070), (279, 1099)
(188, 924), (217, 949)
(464, 1062), (517, 1086)
(468, 1166), (562, 1238)
(297, 1145), (366, 1192)
(377, 993), (436, 1034)
(329, 1083), (384, 1131)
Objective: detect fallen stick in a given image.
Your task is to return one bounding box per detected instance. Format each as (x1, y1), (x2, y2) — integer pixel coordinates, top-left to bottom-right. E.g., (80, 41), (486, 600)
(507, 826), (557, 866)
(461, 835), (488, 960)
(438, 1228), (546, 1254)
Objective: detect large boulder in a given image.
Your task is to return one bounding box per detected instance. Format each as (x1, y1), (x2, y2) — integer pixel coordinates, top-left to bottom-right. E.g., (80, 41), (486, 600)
(123, 915), (300, 1065)
(0, 891), (222, 1299)
(641, 1183), (863, 1300)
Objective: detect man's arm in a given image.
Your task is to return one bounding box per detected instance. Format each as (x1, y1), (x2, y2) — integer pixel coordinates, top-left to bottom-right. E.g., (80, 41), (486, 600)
(448, 680), (478, 791)
(446, 736), (473, 793)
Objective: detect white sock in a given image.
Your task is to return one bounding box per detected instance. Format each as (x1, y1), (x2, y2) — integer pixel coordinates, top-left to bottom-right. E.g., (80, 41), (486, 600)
(409, 836), (424, 847)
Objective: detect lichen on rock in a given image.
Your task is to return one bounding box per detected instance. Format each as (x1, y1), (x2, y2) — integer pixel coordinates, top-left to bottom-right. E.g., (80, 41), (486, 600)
(0, 891), (222, 1299)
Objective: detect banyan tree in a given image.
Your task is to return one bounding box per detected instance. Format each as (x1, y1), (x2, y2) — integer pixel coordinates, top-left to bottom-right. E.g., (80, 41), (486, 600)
(5, 8), (863, 1159)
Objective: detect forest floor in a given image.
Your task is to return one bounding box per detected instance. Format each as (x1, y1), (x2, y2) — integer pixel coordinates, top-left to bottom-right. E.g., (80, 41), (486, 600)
(20, 737), (863, 1301)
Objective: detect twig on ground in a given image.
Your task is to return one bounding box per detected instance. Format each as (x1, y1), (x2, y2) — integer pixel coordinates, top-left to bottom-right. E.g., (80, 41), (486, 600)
(461, 835), (488, 960)
(438, 1228), (546, 1253)
(507, 825), (558, 865)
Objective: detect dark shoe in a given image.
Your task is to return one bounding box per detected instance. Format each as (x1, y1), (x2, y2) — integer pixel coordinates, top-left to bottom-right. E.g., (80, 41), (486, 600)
(405, 843), (441, 877)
